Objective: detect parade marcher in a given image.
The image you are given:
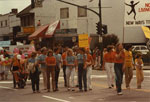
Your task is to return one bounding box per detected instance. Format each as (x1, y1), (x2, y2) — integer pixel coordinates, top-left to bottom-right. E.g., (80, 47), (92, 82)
(135, 53), (144, 89)
(28, 52), (40, 93)
(53, 48), (62, 91)
(86, 48), (93, 90)
(114, 43), (125, 95)
(0, 54), (5, 80)
(77, 48), (87, 92)
(10, 54), (21, 88)
(124, 44), (134, 89)
(45, 50), (56, 92)
(103, 45), (115, 89)
(61, 47), (68, 87)
(66, 49), (76, 91)
(38, 47), (47, 90)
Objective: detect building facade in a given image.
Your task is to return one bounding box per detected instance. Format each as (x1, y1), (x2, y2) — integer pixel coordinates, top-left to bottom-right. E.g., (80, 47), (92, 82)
(0, 9), (20, 41)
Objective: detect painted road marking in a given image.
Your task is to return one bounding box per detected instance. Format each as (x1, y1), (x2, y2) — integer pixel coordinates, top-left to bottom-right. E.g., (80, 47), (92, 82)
(0, 86), (16, 91)
(43, 95), (70, 102)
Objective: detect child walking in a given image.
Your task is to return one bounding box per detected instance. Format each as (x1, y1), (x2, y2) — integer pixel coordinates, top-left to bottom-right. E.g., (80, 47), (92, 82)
(135, 53), (144, 89)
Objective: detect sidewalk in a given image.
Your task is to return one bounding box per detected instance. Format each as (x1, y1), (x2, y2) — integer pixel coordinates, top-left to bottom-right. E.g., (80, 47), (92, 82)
(143, 66), (150, 70)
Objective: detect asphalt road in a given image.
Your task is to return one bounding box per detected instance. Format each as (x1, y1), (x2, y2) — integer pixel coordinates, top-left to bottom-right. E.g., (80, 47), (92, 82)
(0, 69), (150, 102)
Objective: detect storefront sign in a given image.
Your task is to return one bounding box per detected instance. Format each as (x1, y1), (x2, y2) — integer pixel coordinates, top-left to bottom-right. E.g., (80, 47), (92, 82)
(78, 34), (89, 48)
(142, 26), (150, 39)
(124, 0), (150, 26)
(23, 27), (35, 33)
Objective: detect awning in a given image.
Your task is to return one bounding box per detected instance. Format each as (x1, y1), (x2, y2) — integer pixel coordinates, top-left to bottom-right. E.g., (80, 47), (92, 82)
(45, 20), (60, 38)
(29, 24), (49, 40)
(142, 26), (150, 39)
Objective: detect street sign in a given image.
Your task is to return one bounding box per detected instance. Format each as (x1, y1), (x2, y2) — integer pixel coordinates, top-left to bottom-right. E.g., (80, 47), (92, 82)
(78, 34), (89, 48)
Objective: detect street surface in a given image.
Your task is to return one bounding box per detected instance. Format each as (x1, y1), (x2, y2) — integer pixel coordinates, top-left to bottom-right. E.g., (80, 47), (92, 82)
(0, 69), (150, 102)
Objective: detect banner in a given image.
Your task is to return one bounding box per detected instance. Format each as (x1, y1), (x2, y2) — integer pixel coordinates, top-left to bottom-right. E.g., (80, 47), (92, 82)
(124, 0), (150, 26)
(142, 26), (150, 39)
(78, 34), (89, 48)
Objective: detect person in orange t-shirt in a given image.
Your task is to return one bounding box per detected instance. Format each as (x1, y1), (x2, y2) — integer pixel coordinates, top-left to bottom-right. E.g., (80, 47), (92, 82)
(61, 47), (68, 87)
(102, 45), (115, 89)
(114, 43), (125, 95)
(45, 50), (56, 92)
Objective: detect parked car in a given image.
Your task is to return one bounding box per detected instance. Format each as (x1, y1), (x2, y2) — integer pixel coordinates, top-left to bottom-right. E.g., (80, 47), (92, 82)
(132, 45), (149, 54)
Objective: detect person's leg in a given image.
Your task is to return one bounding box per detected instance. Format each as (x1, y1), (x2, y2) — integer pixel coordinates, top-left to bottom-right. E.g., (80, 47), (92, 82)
(46, 67), (50, 91)
(31, 73), (36, 92)
(41, 68), (47, 89)
(55, 66), (60, 90)
(83, 68), (87, 91)
(140, 69), (144, 85)
(128, 67), (133, 88)
(114, 63), (122, 93)
(66, 68), (71, 90)
(110, 63), (115, 87)
(70, 68), (75, 90)
(63, 65), (67, 87)
(87, 66), (92, 90)
(105, 63), (112, 88)
(51, 67), (56, 91)
(78, 64), (83, 91)
(125, 67), (129, 88)
(36, 72), (40, 92)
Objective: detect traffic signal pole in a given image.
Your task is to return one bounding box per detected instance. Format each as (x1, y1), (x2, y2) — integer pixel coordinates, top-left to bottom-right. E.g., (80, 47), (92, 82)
(57, 0), (104, 68)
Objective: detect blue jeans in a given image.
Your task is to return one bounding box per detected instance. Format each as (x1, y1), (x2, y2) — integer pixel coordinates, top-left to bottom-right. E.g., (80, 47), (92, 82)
(114, 63), (123, 93)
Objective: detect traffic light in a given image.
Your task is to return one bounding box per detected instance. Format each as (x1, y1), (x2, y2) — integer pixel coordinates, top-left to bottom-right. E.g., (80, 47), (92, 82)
(102, 24), (107, 34)
(96, 22), (101, 35)
(96, 22), (108, 35)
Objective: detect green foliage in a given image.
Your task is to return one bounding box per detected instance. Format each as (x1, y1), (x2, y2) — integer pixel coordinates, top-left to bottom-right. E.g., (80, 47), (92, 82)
(102, 34), (119, 48)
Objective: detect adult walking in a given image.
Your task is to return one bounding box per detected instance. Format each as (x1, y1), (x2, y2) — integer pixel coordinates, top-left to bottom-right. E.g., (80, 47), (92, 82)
(45, 50), (56, 92)
(66, 49), (76, 91)
(124, 44), (134, 89)
(77, 48), (87, 92)
(53, 48), (61, 91)
(103, 46), (115, 89)
(38, 47), (47, 90)
(114, 43), (125, 95)
(28, 52), (40, 93)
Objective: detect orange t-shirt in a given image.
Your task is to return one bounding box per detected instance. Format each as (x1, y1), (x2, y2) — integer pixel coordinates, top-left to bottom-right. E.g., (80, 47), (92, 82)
(45, 56), (56, 65)
(62, 52), (67, 65)
(114, 51), (125, 63)
(103, 51), (115, 63)
(87, 54), (93, 62)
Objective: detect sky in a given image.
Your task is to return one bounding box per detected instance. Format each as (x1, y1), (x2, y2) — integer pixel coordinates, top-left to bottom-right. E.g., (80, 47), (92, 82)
(0, 0), (31, 14)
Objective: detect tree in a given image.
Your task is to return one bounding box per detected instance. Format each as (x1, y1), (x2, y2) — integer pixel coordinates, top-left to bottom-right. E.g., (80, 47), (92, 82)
(103, 34), (119, 48)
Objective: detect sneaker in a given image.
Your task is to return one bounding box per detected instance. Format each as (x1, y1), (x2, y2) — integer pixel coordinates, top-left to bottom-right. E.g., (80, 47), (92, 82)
(37, 90), (40, 93)
(72, 89), (75, 91)
(117, 92), (123, 95)
(111, 84), (114, 87)
(109, 87), (112, 89)
(47, 89), (50, 92)
(84, 89), (87, 92)
(126, 87), (130, 89)
(79, 89), (83, 92)
(67, 88), (71, 91)
(89, 88), (92, 91)
(137, 86), (141, 89)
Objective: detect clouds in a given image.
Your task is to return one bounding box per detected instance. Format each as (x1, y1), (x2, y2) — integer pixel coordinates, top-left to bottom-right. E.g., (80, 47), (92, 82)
(0, 0), (31, 14)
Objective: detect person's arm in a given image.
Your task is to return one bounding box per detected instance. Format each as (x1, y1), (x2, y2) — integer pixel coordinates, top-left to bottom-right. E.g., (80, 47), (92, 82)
(135, 1), (140, 5)
(125, 2), (131, 6)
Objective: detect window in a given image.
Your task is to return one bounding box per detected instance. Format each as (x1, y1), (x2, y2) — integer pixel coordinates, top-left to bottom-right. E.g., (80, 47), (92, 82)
(5, 20), (7, 26)
(135, 47), (140, 50)
(141, 47), (147, 50)
(1, 21), (3, 27)
(60, 8), (69, 19)
(78, 6), (87, 17)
